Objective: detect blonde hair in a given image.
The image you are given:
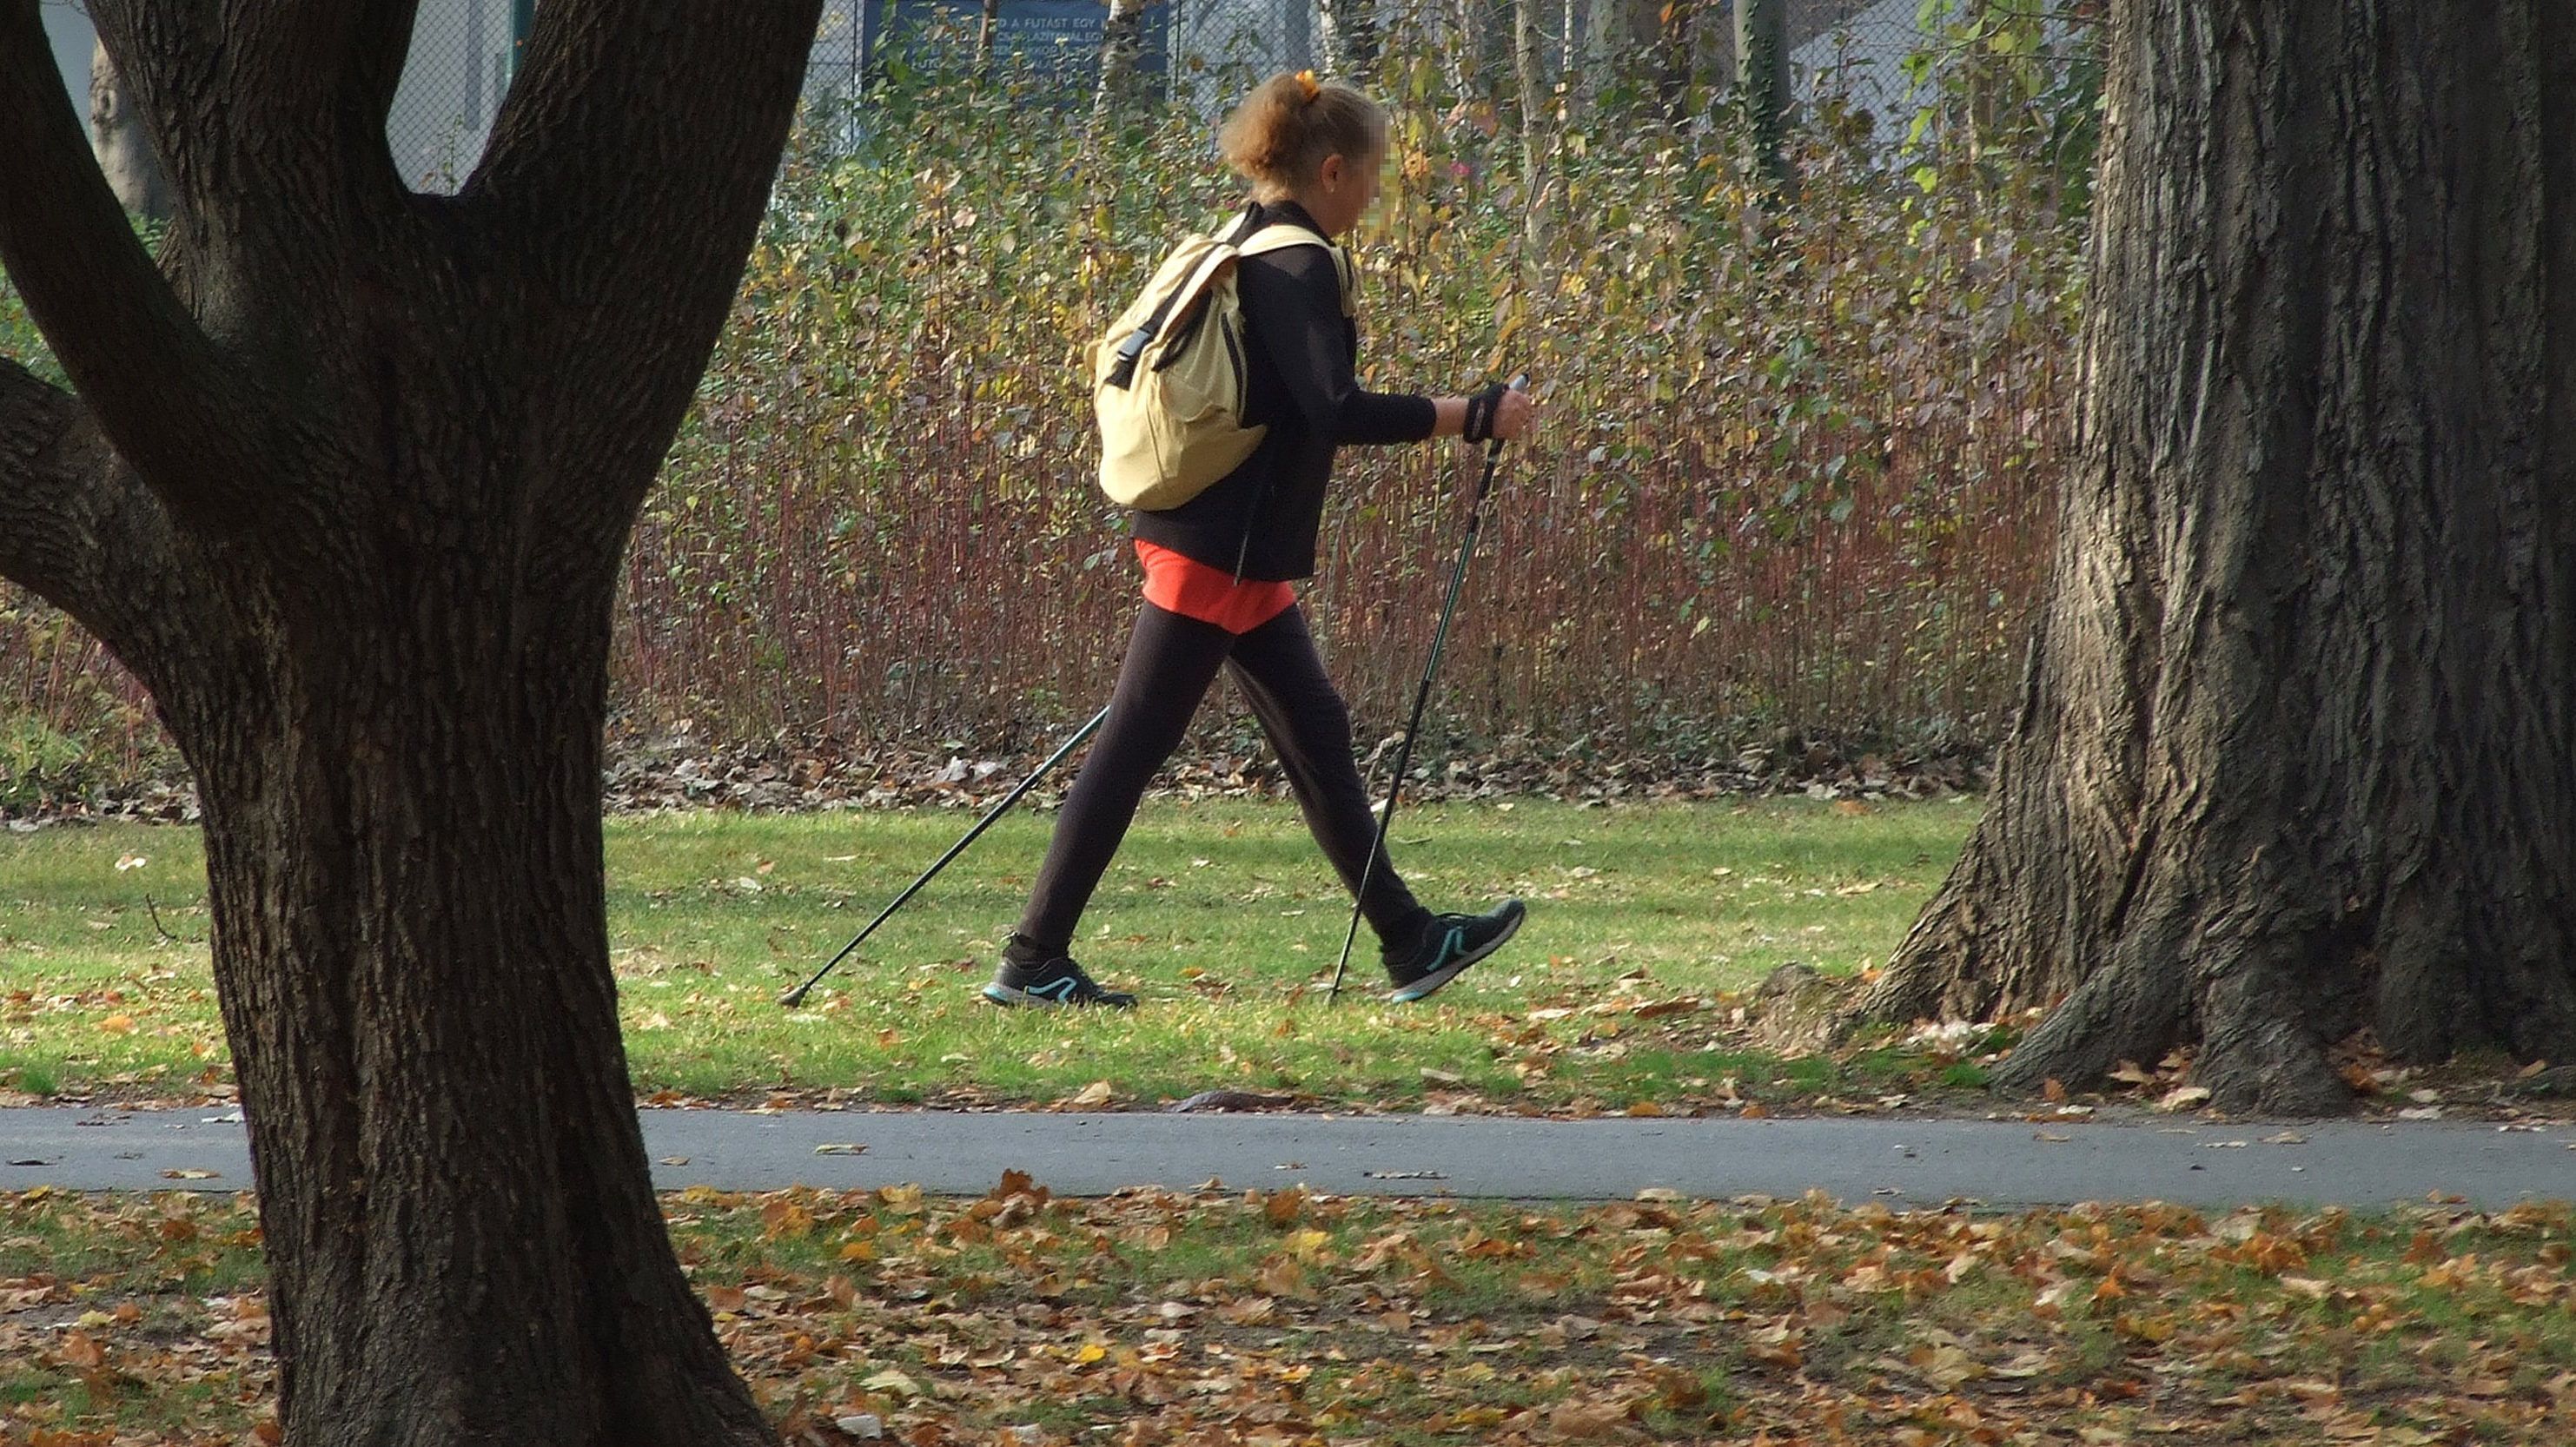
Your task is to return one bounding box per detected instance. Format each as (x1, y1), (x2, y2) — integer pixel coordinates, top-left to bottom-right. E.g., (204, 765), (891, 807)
(1217, 70), (1388, 197)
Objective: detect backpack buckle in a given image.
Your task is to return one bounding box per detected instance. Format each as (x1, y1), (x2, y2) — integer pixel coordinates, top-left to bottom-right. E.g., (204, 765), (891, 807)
(1106, 327), (1152, 388)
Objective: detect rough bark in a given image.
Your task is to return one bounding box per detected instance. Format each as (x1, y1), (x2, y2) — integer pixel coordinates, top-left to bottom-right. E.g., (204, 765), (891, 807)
(2, 1), (829, 1442)
(1860, 0), (2576, 1114)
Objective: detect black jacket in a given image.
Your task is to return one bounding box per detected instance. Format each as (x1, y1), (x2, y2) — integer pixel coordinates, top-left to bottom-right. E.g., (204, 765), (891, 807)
(1128, 199), (1438, 582)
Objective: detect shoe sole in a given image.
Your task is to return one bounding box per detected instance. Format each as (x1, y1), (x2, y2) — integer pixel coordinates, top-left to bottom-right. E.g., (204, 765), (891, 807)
(1388, 902), (1525, 1003)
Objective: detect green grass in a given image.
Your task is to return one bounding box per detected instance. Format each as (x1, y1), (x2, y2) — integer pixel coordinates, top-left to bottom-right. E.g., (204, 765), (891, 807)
(0, 797), (1979, 1109)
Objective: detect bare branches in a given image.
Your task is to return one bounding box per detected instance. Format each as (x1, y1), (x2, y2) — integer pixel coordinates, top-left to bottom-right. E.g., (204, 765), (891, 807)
(0, 0), (265, 532)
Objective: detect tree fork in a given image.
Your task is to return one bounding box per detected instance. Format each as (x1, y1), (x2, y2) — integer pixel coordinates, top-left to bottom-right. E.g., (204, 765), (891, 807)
(2, 2), (829, 1440)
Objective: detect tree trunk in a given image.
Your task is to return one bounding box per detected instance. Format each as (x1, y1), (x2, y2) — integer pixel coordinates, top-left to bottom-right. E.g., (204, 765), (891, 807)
(1316, 0), (1381, 79)
(1095, 0), (1145, 121)
(1443, 0), (1489, 102)
(1513, 0), (1548, 253)
(168, 546), (770, 1444)
(1860, 0), (2576, 1113)
(1657, 0), (1698, 122)
(1733, 0), (1790, 186)
(86, 42), (171, 221)
(1, 3), (829, 1440)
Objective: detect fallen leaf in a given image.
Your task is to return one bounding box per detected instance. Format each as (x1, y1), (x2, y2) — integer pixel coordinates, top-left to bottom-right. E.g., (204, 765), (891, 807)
(813, 1143), (868, 1155)
(1064, 1080), (1117, 1108)
(2155, 1085), (2213, 1112)
(1546, 1398), (1631, 1437)
(162, 1167), (220, 1179)
(860, 1367), (929, 1399)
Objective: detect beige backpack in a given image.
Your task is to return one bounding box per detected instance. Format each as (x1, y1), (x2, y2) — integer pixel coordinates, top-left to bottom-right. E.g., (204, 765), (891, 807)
(1092, 212), (1354, 511)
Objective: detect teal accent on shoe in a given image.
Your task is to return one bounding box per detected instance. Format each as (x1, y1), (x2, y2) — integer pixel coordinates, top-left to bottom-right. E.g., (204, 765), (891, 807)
(1387, 901), (1523, 1003)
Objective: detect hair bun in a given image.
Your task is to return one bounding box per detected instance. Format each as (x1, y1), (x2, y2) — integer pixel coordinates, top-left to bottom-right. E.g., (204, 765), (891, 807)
(1295, 69), (1321, 102)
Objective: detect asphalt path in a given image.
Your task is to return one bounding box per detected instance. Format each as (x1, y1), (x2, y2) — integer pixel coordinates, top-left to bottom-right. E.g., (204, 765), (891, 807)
(3, 1107), (2570, 1210)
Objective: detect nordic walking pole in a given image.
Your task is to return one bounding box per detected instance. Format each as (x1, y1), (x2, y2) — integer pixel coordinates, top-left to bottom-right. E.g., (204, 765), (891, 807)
(1325, 377), (1527, 1005)
(779, 704), (1110, 1008)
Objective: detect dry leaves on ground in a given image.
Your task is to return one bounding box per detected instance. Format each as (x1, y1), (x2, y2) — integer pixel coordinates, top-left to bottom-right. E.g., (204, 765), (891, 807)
(3, 1184), (2571, 1444)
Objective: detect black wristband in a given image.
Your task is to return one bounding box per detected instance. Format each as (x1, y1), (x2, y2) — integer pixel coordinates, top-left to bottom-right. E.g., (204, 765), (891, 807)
(1462, 382), (1506, 443)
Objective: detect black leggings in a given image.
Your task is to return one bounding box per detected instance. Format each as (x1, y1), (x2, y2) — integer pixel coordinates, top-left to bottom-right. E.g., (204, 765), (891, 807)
(1016, 601), (1434, 957)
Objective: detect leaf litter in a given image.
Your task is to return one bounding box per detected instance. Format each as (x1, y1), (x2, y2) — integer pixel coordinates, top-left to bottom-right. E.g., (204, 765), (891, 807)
(3, 1183), (2570, 1444)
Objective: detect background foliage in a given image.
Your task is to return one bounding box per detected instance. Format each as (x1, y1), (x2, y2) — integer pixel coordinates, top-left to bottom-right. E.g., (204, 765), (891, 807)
(2, 14), (2096, 805)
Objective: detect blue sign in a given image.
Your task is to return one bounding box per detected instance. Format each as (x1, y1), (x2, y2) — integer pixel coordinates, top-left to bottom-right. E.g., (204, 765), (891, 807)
(859, 0), (1172, 85)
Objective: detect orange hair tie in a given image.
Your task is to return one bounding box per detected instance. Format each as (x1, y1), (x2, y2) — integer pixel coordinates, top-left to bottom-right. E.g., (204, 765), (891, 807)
(1295, 69), (1321, 102)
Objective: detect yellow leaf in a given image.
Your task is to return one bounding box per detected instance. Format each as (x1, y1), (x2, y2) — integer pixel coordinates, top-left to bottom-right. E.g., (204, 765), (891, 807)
(99, 1014), (137, 1035)
(861, 1367), (927, 1399)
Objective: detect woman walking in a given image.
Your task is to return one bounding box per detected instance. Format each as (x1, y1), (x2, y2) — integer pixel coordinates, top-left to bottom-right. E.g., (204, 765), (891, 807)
(985, 70), (1536, 1009)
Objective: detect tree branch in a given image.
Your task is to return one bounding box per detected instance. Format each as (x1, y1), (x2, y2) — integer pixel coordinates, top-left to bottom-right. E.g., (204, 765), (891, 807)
(0, 0), (264, 532)
(467, 0), (823, 342)
(462, 2), (824, 523)
(86, 3), (423, 208)
(0, 357), (184, 668)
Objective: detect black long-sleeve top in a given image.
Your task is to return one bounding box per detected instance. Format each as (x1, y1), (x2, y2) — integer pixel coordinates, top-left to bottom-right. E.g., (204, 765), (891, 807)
(1128, 198), (1439, 582)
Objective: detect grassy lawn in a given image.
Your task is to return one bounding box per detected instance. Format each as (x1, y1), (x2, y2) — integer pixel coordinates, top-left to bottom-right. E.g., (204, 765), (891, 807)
(2, 1185), (2568, 1444)
(0, 798), (1980, 1112)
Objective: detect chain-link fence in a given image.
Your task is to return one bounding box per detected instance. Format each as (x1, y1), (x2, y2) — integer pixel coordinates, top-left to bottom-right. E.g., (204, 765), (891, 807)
(371, 2), (2095, 192)
(43, 1), (2095, 195)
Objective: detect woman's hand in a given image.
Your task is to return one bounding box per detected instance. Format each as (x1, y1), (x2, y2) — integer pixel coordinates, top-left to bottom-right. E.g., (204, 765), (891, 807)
(1440, 380), (1539, 444)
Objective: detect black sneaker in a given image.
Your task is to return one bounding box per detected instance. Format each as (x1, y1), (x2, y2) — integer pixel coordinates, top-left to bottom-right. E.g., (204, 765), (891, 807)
(1385, 899), (1526, 1003)
(982, 952), (1138, 1009)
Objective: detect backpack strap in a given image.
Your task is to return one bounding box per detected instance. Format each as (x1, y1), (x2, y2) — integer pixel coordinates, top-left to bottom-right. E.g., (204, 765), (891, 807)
(1235, 223), (1356, 316)
(1107, 231), (1255, 389)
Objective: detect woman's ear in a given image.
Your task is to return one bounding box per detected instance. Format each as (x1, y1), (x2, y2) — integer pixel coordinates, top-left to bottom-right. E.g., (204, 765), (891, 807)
(1317, 153), (1346, 191)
